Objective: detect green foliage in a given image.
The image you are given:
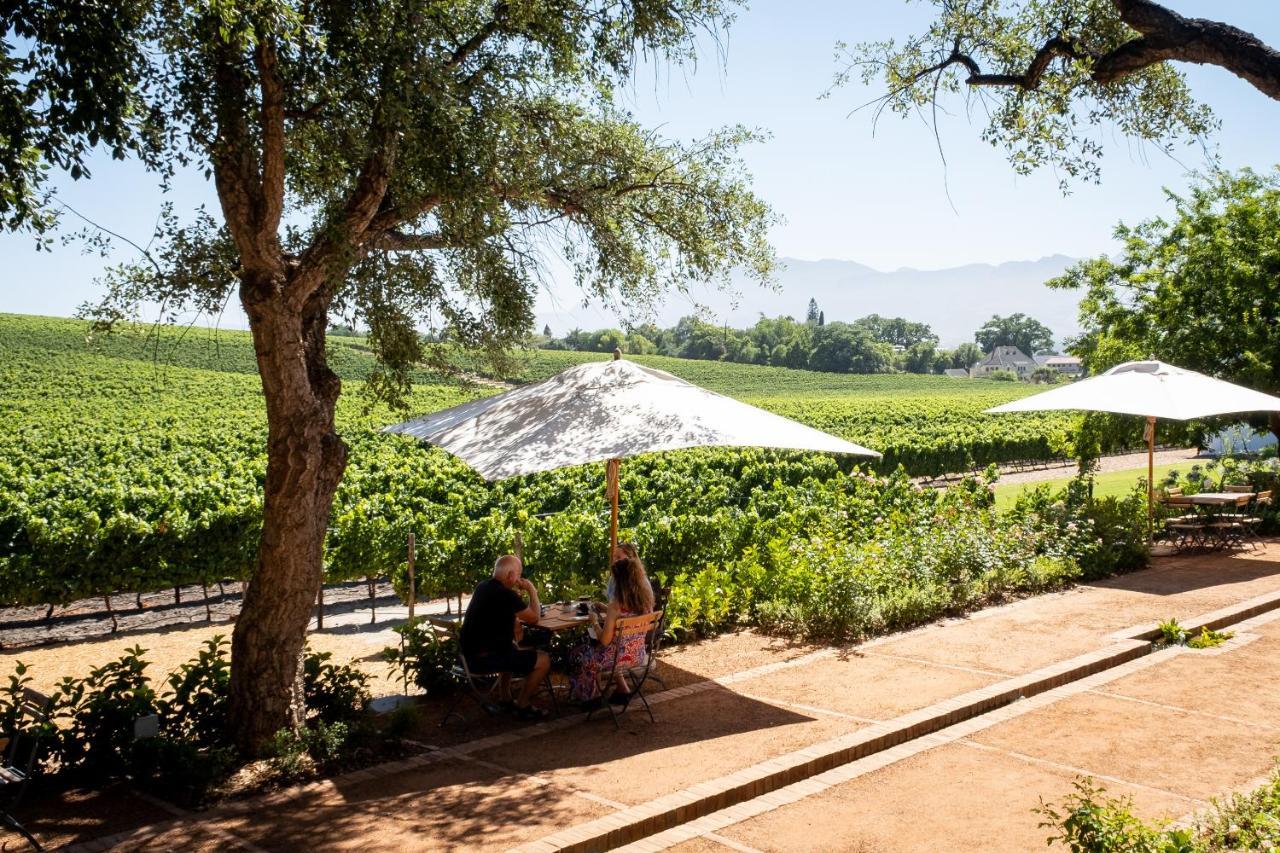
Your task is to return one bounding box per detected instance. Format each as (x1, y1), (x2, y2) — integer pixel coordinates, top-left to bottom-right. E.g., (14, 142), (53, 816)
(382, 620), (461, 697)
(303, 650), (371, 725)
(975, 314), (1056, 356)
(264, 721), (351, 782)
(0, 314), (1128, 609)
(1196, 764), (1280, 850)
(156, 636), (231, 747)
(547, 312), (945, 375)
(1158, 618), (1187, 647)
(1036, 777), (1196, 852)
(1186, 627), (1233, 650)
(1157, 618), (1232, 650)
(47, 646), (157, 780)
(842, 1), (1217, 190)
(0, 1), (159, 232)
(2, 636), (370, 795)
(1052, 167), (1280, 442)
(1038, 768), (1280, 852)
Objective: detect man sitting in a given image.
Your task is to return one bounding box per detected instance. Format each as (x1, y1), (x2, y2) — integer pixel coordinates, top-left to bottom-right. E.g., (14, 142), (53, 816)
(459, 554), (552, 721)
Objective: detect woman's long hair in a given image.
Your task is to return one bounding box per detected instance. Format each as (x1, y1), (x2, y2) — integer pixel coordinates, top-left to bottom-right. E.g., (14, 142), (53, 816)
(610, 543), (654, 614)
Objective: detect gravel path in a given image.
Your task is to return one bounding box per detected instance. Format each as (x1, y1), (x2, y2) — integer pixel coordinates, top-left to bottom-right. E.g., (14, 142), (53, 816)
(993, 447), (1201, 486)
(0, 580), (400, 650)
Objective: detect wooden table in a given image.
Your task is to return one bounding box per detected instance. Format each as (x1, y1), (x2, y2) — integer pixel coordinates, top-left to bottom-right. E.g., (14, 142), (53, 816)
(537, 602), (595, 632)
(1187, 492), (1253, 508)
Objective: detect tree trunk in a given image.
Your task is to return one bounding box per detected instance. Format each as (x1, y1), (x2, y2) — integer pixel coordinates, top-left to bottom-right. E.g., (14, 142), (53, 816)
(228, 276), (347, 755)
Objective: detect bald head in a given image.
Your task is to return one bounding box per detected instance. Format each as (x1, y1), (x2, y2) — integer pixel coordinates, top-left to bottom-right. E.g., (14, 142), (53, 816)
(493, 554), (523, 586)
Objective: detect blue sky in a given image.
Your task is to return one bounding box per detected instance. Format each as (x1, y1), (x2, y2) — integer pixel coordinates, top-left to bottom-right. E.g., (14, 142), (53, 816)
(2, 0), (1278, 328)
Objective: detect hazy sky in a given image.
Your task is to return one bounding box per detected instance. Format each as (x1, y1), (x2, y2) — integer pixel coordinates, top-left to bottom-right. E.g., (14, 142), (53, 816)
(2, 0), (1278, 329)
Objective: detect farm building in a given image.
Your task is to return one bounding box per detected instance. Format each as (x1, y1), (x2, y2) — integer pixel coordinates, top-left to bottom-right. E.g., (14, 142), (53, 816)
(970, 345), (1036, 379)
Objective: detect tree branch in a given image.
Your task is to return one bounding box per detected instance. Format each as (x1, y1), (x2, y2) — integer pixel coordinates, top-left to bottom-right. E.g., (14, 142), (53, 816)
(255, 36), (286, 237)
(933, 1), (1280, 102)
(964, 37), (1083, 89)
(373, 229), (455, 251)
(210, 41), (271, 275)
(1098, 0), (1280, 99)
(447, 1), (509, 69)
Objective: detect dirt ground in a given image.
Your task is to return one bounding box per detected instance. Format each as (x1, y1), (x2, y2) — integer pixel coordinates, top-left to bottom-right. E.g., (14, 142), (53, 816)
(7, 543), (1280, 852)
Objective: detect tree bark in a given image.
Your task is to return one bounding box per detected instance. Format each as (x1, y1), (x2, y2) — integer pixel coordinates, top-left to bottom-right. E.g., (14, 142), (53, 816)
(228, 271), (348, 754)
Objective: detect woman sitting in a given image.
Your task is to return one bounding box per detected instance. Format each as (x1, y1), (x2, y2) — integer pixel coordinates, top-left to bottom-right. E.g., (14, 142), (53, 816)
(568, 546), (655, 706)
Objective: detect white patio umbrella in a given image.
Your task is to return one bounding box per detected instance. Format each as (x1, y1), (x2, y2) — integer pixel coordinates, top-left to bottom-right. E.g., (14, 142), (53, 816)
(985, 360), (1280, 533)
(386, 352), (879, 556)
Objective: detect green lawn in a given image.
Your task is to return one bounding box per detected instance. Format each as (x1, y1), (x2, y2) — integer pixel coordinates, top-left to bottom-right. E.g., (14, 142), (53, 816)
(992, 460), (1199, 511)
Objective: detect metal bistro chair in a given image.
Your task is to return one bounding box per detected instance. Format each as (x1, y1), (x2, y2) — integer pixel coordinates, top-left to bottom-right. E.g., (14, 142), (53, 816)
(441, 644), (559, 726)
(2, 688), (52, 851)
(586, 610), (663, 729)
(1243, 490), (1273, 548)
(1161, 494), (1207, 550)
(643, 586), (672, 692)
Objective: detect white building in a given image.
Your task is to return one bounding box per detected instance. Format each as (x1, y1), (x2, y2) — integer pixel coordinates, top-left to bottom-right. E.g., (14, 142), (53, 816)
(971, 345), (1036, 379)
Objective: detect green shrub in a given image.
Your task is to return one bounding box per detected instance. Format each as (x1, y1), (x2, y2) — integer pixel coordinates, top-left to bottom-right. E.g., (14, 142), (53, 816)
(265, 721), (351, 781)
(382, 619), (461, 696)
(303, 649), (372, 724)
(1035, 777), (1195, 852)
(1037, 768), (1280, 852)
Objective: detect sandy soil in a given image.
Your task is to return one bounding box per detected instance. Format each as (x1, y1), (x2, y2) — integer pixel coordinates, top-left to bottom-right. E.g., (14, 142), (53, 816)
(10, 544), (1280, 853)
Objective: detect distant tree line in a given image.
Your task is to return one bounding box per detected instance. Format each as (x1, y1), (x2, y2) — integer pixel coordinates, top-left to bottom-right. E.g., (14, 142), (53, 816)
(538, 307), (1060, 375)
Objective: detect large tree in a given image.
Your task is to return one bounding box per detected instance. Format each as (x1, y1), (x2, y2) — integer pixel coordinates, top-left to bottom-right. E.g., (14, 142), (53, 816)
(12, 1), (774, 753)
(843, 0), (1280, 187)
(975, 313), (1054, 355)
(808, 322), (893, 373)
(853, 313), (938, 349)
(1051, 167), (1280, 439)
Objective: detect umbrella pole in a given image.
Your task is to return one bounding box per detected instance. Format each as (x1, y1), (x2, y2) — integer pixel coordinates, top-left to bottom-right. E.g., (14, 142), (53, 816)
(606, 457), (621, 566)
(1146, 416), (1156, 541)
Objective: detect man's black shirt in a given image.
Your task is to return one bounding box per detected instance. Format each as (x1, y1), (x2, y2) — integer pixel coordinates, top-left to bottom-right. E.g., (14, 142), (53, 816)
(460, 578), (526, 659)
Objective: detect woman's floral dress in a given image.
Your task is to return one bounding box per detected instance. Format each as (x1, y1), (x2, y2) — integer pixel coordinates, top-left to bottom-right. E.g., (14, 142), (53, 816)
(568, 609), (648, 702)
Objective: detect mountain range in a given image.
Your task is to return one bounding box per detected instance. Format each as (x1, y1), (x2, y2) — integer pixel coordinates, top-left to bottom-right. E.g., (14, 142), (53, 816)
(536, 254), (1086, 349)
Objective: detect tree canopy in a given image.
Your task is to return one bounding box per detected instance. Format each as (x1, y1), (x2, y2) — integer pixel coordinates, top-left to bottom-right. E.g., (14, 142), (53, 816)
(975, 313), (1055, 355)
(842, 0), (1280, 189)
(8, 0), (778, 752)
(1051, 166), (1280, 435)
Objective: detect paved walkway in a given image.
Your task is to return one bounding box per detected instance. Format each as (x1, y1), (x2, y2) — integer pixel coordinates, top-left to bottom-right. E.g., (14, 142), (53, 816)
(13, 542), (1280, 852)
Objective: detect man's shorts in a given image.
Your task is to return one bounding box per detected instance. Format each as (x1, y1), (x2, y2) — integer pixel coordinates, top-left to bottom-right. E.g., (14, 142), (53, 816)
(466, 645), (538, 676)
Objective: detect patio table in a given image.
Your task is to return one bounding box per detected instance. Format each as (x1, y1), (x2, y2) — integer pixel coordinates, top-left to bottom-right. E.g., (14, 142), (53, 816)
(537, 601), (596, 632)
(1187, 492), (1255, 550)
(1186, 492), (1253, 507)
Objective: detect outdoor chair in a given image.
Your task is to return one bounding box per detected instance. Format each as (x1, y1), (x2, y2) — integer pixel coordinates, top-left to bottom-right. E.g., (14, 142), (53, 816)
(1208, 516), (1248, 550)
(441, 649), (558, 726)
(585, 610), (663, 729)
(1242, 490), (1273, 547)
(643, 586), (671, 691)
(2, 688), (51, 851)
(1224, 484), (1253, 493)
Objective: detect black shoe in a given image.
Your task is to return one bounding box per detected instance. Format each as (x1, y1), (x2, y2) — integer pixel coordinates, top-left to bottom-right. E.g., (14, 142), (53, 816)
(578, 697), (603, 712)
(513, 704), (550, 721)
(609, 691), (631, 706)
